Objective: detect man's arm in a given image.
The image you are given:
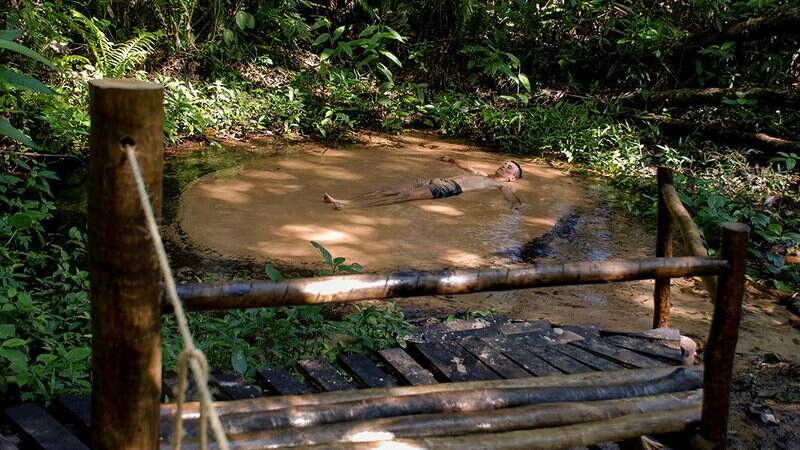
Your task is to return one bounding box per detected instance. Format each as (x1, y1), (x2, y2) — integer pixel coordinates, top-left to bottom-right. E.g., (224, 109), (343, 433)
(500, 185), (523, 210)
(439, 156), (488, 176)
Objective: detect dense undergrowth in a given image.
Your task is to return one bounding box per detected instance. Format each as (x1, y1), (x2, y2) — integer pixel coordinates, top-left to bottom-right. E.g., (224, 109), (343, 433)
(1, 1), (798, 403)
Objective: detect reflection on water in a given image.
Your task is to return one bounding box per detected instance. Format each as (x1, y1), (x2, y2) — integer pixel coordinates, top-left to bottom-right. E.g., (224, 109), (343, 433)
(179, 132), (590, 271)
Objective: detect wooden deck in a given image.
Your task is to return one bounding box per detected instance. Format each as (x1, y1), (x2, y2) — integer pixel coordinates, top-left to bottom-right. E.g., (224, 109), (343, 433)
(2, 316), (693, 449)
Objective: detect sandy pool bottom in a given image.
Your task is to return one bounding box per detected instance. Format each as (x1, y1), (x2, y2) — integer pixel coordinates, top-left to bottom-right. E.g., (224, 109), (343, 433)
(179, 132), (587, 270)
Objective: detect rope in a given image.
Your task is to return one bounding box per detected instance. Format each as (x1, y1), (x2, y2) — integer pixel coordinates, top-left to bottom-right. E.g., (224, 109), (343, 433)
(123, 143), (230, 450)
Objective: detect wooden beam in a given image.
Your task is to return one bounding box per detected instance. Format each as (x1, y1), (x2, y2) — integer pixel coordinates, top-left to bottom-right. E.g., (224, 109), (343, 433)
(87, 78), (163, 450)
(287, 407), (701, 450)
(654, 167), (674, 328)
(161, 367), (698, 419)
(174, 257), (728, 311)
(168, 391), (702, 449)
(660, 183), (719, 300)
(700, 223), (749, 449)
(166, 368), (703, 438)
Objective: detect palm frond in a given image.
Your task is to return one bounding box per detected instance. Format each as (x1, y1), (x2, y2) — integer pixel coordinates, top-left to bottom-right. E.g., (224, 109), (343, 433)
(70, 10), (111, 72)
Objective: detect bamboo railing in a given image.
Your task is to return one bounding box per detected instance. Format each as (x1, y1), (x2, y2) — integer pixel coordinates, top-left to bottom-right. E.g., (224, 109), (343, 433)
(87, 80), (749, 450)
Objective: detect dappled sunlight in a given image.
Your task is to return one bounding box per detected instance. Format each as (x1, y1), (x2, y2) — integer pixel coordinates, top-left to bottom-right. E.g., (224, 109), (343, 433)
(347, 430), (398, 442)
(179, 133), (587, 270)
(416, 204), (465, 216)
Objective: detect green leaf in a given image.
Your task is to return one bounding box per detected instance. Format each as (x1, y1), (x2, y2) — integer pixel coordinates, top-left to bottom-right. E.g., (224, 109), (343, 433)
(375, 62), (393, 82)
(0, 324), (14, 339)
(312, 33), (330, 46)
(337, 42), (353, 58)
(311, 18), (331, 31)
(0, 117), (37, 149)
(333, 26), (345, 41)
(0, 30), (23, 41)
(231, 348), (247, 375)
(0, 68), (54, 94)
(2, 338), (25, 348)
(235, 11), (251, 31)
(319, 48), (334, 62)
(246, 13), (255, 29)
(0, 39), (55, 68)
(310, 241), (333, 265)
(8, 212), (35, 230)
(384, 26), (406, 42)
(786, 158), (796, 170)
(65, 346), (91, 362)
(264, 264), (283, 282)
(222, 28), (236, 45)
(379, 50), (402, 67)
(517, 73), (531, 92)
(0, 348), (27, 370)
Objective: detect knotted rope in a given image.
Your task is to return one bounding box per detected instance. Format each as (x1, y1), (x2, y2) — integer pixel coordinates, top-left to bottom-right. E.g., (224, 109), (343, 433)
(124, 143), (231, 450)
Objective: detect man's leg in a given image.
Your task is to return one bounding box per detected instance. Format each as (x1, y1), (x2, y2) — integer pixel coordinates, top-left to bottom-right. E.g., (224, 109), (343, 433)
(325, 185), (434, 209)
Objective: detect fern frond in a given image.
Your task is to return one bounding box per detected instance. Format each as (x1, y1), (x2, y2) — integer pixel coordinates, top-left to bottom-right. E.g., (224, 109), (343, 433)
(107, 31), (163, 77)
(70, 10), (110, 72)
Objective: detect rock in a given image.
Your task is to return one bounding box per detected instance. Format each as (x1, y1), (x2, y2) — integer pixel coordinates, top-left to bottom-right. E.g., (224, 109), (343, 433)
(763, 352), (785, 364)
(760, 412), (780, 425)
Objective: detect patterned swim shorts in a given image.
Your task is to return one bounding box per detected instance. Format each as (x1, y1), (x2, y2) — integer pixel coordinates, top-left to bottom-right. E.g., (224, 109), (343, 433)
(427, 178), (463, 199)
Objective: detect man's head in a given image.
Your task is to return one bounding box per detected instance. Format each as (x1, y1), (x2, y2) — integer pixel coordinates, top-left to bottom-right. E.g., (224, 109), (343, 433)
(495, 161), (523, 181)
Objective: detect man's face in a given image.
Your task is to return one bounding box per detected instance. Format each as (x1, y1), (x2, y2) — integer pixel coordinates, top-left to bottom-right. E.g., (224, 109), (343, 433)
(495, 161), (520, 181)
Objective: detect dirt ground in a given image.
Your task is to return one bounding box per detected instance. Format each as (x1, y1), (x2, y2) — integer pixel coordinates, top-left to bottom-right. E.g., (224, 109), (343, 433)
(168, 131), (800, 449)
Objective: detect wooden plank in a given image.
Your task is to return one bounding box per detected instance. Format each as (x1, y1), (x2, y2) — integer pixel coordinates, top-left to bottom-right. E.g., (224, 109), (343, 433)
(52, 395), (91, 439)
(552, 344), (625, 372)
(338, 353), (399, 388)
(409, 342), (501, 382)
(408, 317), (509, 343)
(3, 404), (89, 450)
(478, 336), (561, 376)
(297, 359), (355, 392)
(256, 366), (316, 395)
(499, 320), (551, 335)
(530, 345), (595, 374)
(460, 337), (531, 379)
(163, 377), (199, 401)
(378, 348), (438, 385)
(604, 335), (683, 364)
(570, 338), (669, 368)
(209, 373), (263, 400)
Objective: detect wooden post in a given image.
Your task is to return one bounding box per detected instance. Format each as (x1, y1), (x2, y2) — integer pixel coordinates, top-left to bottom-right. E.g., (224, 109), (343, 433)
(88, 79), (164, 450)
(653, 167), (674, 328)
(700, 222), (749, 449)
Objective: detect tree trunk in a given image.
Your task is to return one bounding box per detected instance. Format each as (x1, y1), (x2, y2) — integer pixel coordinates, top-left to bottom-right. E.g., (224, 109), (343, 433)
(644, 115), (800, 156)
(620, 87), (800, 108)
(689, 7), (800, 46)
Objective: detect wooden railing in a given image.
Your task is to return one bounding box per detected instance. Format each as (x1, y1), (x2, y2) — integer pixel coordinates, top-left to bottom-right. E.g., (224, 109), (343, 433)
(87, 80), (748, 450)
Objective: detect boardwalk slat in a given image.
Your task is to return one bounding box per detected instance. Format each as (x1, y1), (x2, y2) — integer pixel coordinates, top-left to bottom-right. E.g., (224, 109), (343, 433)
(256, 367), (316, 395)
(52, 395), (91, 440)
(378, 348), (438, 385)
(297, 359), (355, 392)
(338, 353), (399, 388)
(409, 342), (500, 382)
(3, 404), (89, 450)
(570, 338), (669, 368)
(530, 345), (595, 374)
(210, 373), (263, 400)
(479, 336), (562, 376)
(552, 344), (626, 371)
(460, 337), (531, 379)
(163, 377), (200, 401)
(499, 320), (552, 335)
(604, 335), (684, 364)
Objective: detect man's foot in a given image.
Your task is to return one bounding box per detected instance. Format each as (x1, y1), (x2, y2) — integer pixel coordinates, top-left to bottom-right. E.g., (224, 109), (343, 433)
(324, 193), (344, 210)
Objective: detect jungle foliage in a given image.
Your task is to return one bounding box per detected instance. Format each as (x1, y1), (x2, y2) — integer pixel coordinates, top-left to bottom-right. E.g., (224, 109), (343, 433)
(1, 0), (798, 402)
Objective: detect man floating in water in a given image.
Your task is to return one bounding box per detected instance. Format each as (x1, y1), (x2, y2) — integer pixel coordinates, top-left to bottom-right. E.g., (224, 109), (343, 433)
(324, 156), (523, 210)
